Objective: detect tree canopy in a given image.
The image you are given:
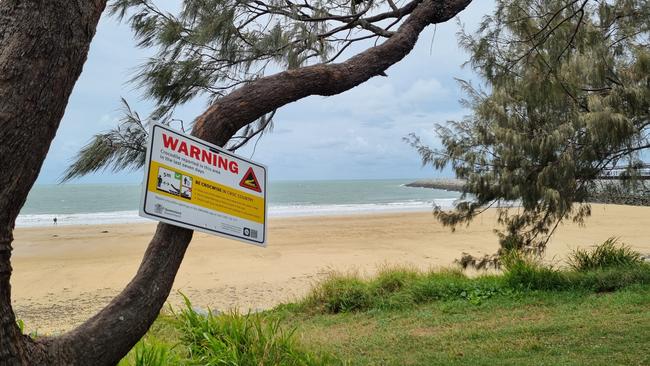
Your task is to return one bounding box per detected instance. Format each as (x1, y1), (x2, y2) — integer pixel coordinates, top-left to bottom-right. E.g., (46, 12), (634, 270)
(63, 0), (446, 181)
(409, 0), (650, 254)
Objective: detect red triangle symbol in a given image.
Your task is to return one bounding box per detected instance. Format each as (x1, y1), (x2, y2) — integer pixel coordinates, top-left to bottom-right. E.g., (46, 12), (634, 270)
(239, 167), (262, 193)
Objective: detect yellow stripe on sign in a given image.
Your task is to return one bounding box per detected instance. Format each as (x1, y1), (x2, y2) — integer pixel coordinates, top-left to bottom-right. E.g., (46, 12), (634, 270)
(148, 161), (265, 224)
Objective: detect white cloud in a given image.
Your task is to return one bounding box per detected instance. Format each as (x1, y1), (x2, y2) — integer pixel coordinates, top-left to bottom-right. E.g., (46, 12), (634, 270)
(323, 76), (451, 121)
(400, 78), (448, 105)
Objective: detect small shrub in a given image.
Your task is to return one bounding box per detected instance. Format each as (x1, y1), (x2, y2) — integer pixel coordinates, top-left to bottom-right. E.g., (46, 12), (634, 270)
(176, 295), (334, 365)
(372, 290), (416, 310)
(568, 237), (643, 271)
(502, 248), (650, 292)
(371, 266), (418, 295)
(304, 273), (371, 313)
(369, 267), (420, 309)
(118, 338), (177, 366)
(570, 265), (650, 292)
(502, 251), (568, 290)
(133, 340), (175, 366)
(409, 279), (458, 302)
(408, 271), (473, 302)
(458, 280), (510, 305)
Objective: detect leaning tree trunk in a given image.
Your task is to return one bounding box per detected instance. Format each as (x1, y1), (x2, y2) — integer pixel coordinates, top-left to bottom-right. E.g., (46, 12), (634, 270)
(0, 0), (471, 364)
(0, 0), (107, 364)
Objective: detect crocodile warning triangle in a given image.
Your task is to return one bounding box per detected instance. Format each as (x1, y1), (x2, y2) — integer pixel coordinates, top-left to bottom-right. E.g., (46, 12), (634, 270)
(239, 167), (262, 193)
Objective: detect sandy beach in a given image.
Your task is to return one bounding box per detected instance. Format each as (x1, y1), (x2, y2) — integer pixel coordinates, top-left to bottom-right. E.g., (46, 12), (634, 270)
(10, 204), (650, 333)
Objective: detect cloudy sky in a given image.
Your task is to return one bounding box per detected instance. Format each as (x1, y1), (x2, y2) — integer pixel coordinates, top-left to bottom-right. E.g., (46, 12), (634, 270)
(38, 1), (495, 184)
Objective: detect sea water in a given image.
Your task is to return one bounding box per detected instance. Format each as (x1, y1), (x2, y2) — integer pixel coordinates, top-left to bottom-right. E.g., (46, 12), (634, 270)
(16, 179), (461, 227)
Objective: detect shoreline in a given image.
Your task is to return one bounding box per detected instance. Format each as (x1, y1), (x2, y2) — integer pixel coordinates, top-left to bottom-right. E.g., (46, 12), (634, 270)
(11, 205), (650, 333)
(16, 201), (459, 228)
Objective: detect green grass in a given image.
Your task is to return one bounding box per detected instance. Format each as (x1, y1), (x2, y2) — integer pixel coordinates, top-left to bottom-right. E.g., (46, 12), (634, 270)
(119, 250), (650, 365)
(502, 250), (650, 292)
(281, 286), (650, 365)
(294, 258), (650, 314)
(117, 338), (178, 366)
(296, 266), (510, 313)
(175, 295), (334, 365)
(118, 295), (335, 366)
(567, 237), (643, 271)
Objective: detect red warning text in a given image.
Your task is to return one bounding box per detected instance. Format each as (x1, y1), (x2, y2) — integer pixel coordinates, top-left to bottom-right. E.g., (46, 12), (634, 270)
(162, 133), (239, 174)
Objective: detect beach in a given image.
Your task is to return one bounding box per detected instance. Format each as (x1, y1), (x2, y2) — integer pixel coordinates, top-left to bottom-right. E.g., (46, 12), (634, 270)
(11, 204), (650, 333)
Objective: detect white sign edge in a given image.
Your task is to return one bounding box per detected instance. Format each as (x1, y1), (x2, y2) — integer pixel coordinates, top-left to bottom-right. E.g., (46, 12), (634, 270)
(138, 123), (268, 247)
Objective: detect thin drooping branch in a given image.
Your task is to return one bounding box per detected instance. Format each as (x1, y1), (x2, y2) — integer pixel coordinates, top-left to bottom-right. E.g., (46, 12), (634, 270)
(51, 1), (471, 364)
(228, 110), (277, 151)
(114, 0), (429, 111)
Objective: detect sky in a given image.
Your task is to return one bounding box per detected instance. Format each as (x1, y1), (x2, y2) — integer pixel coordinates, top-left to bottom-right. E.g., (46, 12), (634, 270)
(37, 1), (496, 185)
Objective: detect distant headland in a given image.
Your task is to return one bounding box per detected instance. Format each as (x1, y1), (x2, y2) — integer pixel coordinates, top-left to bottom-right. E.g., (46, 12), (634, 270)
(404, 179), (465, 192)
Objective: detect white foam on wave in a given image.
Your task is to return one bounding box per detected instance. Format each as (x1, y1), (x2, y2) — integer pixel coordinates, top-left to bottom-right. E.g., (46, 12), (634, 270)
(269, 199), (458, 217)
(15, 210), (149, 227)
(15, 199), (460, 227)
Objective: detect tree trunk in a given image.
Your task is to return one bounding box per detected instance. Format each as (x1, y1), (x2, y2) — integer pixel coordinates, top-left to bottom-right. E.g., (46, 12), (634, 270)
(0, 0), (107, 364)
(0, 0), (471, 364)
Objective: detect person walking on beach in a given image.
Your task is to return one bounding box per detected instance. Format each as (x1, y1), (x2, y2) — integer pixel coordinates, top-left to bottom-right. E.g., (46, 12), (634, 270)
(53, 217), (57, 225)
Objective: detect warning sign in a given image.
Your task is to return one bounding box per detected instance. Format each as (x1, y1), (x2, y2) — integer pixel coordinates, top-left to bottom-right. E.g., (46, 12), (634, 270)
(239, 167), (262, 193)
(139, 124), (267, 246)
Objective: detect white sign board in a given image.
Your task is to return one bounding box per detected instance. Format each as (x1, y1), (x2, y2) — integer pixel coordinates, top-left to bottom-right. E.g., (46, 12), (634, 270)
(139, 124), (267, 246)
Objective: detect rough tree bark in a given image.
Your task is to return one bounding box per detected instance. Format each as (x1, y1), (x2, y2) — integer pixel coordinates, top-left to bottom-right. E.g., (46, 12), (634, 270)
(0, 0), (107, 364)
(0, 0), (471, 364)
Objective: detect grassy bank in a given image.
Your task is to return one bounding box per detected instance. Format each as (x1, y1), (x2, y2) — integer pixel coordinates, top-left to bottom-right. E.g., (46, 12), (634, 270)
(284, 285), (650, 365)
(118, 243), (650, 365)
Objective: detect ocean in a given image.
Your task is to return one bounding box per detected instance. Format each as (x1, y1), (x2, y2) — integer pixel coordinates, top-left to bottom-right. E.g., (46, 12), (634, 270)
(16, 179), (461, 227)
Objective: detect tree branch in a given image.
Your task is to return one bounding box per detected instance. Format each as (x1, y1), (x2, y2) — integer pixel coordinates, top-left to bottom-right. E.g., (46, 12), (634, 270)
(193, 0), (473, 141)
